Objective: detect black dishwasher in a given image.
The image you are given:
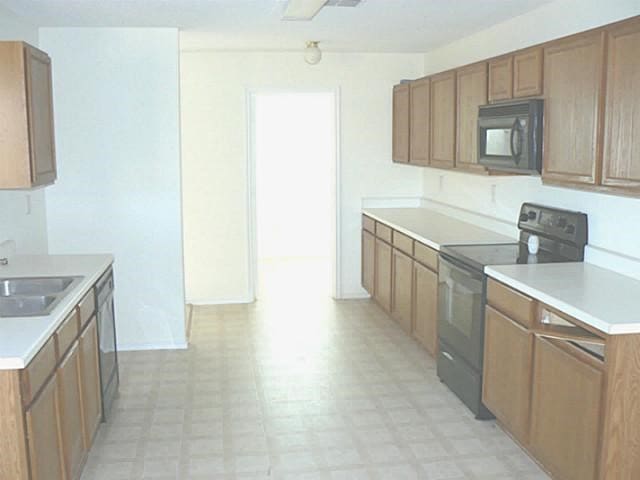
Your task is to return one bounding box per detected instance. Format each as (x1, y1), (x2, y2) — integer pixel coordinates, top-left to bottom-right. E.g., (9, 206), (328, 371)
(95, 268), (119, 420)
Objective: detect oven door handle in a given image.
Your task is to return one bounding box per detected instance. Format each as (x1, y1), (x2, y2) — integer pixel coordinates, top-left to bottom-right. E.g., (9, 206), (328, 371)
(439, 254), (484, 281)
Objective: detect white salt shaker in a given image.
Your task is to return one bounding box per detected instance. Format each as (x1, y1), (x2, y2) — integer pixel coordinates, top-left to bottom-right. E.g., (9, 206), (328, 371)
(527, 235), (540, 255)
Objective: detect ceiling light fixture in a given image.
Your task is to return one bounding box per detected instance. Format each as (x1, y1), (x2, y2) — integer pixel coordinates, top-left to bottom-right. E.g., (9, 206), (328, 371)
(282, 0), (328, 21)
(304, 41), (322, 65)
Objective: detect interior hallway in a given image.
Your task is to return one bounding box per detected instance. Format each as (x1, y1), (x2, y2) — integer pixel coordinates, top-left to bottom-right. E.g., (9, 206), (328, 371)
(81, 272), (550, 479)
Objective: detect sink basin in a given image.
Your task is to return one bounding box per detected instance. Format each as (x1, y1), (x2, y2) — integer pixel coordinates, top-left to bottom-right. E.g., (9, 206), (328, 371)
(0, 276), (83, 317)
(0, 276), (78, 297)
(0, 295), (57, 316)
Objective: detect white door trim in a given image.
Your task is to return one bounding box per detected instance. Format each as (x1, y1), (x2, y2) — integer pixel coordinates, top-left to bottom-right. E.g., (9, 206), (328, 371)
(246, 88), (341, 300)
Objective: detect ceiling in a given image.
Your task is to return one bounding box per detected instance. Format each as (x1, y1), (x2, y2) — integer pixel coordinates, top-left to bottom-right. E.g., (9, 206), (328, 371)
(0, 0), (554, 52)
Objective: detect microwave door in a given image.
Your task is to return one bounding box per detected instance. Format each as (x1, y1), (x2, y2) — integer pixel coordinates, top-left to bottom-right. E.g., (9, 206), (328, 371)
(486, 128), (512, 157)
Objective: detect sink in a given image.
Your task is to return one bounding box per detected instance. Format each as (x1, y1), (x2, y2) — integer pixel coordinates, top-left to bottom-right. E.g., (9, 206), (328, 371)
(0, 276), (77, 297)
(0, 276), (83, 317)
(0, 295), (57, 317)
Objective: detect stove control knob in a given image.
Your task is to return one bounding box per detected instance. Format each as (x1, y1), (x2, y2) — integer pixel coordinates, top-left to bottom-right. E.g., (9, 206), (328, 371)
(528, 211), (537, 220)
(519, 213), (529, 222)
(565, 224), (575, 234)
(557, 217), (567, 228)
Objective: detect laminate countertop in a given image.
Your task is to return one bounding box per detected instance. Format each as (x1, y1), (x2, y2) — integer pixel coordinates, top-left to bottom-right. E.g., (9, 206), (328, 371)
(0, 254), (113, 369)
(363, 208), (515, 250)
(486, 262), (640, 335)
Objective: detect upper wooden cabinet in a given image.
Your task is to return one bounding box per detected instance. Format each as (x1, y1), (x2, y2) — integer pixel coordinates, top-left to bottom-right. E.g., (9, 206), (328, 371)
(513, 48), (543, 98)
(456, 63), (487, 171)
(430, 71), (456, 169)
(392, 83), (410, 164)
(0, 42), (56, 189)
(542, 31), (606, 187)
(409, 77), (430, 166)
(602, 18), (640, 193)
(488, 56), (512, 102)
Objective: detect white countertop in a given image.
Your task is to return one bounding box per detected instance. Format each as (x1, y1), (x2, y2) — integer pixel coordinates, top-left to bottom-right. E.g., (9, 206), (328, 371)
(486, 263), (640, 335)
(0, 255), (113, 369)
(363, 207), (515, 250)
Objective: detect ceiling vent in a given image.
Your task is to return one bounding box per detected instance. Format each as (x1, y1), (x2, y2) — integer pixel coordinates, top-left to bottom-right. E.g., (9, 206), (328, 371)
(282, 0), (362, 21)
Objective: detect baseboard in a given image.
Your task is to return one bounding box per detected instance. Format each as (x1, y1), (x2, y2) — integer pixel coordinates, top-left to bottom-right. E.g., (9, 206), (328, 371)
(118, 341), (189, 352)
(188, 297), (255, 306)
(338, 291), (372, 300)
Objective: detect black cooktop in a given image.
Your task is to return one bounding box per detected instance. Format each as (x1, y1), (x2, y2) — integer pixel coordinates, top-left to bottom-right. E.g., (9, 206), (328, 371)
(440, 242), (573, 273)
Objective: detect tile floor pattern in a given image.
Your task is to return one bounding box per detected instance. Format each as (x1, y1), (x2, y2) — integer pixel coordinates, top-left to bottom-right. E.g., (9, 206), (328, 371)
(82, 282), (550, 479)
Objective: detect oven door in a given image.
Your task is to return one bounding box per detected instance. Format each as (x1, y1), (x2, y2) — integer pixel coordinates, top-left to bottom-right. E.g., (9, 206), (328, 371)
(438, 254), (485, 371)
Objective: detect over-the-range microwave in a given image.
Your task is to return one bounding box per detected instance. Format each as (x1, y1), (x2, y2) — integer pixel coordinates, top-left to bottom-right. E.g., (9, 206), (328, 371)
(477, 99), (543, 174)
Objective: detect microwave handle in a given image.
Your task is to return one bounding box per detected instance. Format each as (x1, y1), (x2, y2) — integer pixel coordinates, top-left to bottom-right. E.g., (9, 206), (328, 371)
(510, 119), (523, 163)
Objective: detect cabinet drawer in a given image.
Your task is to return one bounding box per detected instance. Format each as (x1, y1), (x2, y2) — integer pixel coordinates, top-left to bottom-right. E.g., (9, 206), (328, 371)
(21, 335), (56, 406)
(486, 279), (535, 328)
(78, 290), (95, 328)
(414, 242), (438, 272)
(55, 309), (79, 359)
(392, 231), (413, 256)
(375, 222), (392, 243)
(362, 215), (375, 233)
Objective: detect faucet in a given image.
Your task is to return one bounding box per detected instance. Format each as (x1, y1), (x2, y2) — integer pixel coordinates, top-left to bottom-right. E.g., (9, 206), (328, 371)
(0, 258), (7, 266)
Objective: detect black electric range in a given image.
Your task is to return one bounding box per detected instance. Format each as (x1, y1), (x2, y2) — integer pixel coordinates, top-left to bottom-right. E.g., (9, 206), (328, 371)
(436, 203), (588, 419)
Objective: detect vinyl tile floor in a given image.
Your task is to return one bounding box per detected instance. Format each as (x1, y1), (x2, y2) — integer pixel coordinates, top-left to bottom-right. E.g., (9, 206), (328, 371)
(81, 260), (550, 480)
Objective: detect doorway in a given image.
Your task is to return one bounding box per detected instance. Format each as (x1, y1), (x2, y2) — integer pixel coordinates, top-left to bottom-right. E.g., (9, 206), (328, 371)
(248, 90), (339, 302)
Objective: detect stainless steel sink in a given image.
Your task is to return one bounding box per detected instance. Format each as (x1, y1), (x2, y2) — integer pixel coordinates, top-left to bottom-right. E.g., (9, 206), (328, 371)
(0, 276), (83, 317)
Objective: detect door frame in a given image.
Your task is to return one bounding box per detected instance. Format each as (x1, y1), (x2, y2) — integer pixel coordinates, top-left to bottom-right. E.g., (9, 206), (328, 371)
(246, 88), (341, 301)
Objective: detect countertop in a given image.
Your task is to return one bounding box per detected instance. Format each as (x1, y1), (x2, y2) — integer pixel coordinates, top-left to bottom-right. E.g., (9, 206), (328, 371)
(0, 254), (114, 369)
(485, 263), (640, 335)
(363, 208), (515, 250)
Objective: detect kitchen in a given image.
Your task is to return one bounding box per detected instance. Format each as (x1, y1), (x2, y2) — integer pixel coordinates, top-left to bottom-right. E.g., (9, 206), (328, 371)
(1, 1), (640, 479)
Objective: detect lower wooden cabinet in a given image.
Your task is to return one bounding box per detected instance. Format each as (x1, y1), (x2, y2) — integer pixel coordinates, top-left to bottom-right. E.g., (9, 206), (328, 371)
(412, 261), (438, 356)
(361, 230), (375, 296)
(391, 249), (413, 333)
(482, 306), (533, 444)
(57, 342), (87, 480)
(25, 375), (64, 480)
(529, 336), (603, 480)
(374, 238), (392, 312)
(79, 317), (102, 448)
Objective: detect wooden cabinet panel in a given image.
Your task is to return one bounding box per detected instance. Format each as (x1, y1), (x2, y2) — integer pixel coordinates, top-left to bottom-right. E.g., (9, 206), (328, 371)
(361, 230), (375, 295)
(55, 309), (79, 360)
(414, 242), (438, 272)
(79, 317), (102, 449)
(486, 279), (535, 329)
(409, 77), (430, 166)
(430, 71), (456, 168)
(392, 230), (413, 256)
(374, 239), (392, 312)
(456, 62), (487, 171)
(375, 222), (392, 243)
(362, 214), (375, 234)
(0, 42), (56, 189)
(482, 306), (533, 444)
(25, 375), (64, 480)
(57, 342), (86, 480)
(488, 56), (512, 102)
(542, 31), (605, 186)
(530, 336), (603, 480)
(78, 290), (96, 329)
(513, 47), (543, 98)
(391, 249), (413, 333)
(413, 261), (438, 356)
(20, 336), (56, 406)
(392, 83), (410, 164)
(602, 19), (640, 192)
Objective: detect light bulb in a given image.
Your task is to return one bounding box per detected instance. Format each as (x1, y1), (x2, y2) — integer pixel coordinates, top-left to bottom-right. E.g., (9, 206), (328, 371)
(304, 41), (322, 65)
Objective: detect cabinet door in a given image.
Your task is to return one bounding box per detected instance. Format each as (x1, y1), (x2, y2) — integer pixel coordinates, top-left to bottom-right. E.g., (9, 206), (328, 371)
(488, 56), (512, 102)
(391, 249), (412, 333)
(58, 342), (86, 480)
(409, 77), (430, 166)
(529, 336), (603, 480)
(79, 316), (102, 449)
(374, 239), (392, 312)
(430, 71), (456, 168)
(542, 31), (605, 186)
(513, 47), (543, 98)
(602, 19), (640, 192)
(482, 306), (533, 444)
(24, 44), (56, 187)
(413, 261), (438, 357)
(456, 62), (487, 171)
(392, 83), (410, 164)
(361, 230), (375, 295)
(25, 375), (65, 480)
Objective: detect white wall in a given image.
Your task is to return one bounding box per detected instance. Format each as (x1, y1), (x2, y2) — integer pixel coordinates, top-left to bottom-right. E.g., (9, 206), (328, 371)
(181, 51), (424, 303)
(40, 28), (186, 350)
(0, 6), (49, 254)
(419, 0), (640, 278)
